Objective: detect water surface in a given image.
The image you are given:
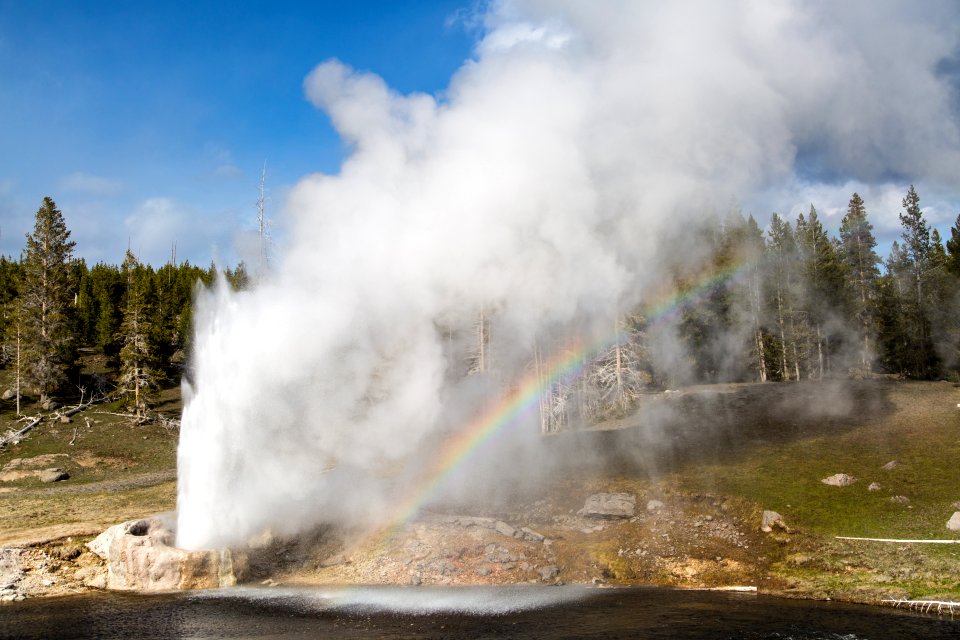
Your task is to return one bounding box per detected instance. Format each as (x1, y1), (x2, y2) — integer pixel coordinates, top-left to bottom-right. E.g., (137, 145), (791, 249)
(2, 586), (957, 639)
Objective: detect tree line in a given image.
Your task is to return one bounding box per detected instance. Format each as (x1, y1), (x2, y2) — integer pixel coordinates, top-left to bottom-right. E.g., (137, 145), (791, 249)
(648, 186), (960, 386)
(0, 197), (249, 416)
(462, 186), (960, 432)
(2, 188), (959, 422)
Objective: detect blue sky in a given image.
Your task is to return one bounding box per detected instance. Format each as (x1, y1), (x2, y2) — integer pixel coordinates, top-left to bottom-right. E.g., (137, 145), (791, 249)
(1, 1), (958, 268)
(0, 0), (475, 265)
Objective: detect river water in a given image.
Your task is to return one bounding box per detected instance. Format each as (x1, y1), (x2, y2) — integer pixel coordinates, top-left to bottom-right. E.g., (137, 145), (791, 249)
(2, 586), (958, 639)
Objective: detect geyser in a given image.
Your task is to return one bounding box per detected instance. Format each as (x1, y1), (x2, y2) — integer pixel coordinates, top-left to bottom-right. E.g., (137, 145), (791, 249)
(176, 0), (960, 550)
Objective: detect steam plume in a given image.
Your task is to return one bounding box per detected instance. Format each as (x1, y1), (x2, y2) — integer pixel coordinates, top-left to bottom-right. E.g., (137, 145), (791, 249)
(176, 0), (960, 550)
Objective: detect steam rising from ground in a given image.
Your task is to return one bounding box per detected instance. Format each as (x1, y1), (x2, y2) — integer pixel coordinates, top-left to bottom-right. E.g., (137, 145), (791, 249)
(176, 1), (960, 550)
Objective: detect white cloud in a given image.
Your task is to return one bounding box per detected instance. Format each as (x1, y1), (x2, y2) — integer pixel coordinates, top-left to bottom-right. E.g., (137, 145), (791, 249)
(123, 198), (189, 265)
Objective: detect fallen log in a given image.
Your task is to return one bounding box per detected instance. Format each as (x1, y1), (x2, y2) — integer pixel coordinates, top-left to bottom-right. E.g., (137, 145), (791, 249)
(883, 598), (959, 616)
(0, 391), (107, 450)
(0, 415), (43, 449)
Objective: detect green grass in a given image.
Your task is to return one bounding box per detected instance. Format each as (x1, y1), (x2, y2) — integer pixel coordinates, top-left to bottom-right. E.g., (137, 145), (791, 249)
(0, 359), (181, 545)
(663, 381), (960, 601)
(679, 388), (960, 540)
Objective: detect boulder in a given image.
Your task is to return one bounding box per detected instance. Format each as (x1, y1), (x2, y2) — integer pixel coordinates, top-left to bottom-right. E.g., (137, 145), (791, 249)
(1, 389), (14, 401)
(881, 461), (898, 471)
(494, 521), (517, 538)
(868, 482), (882, 492)
(760, 510), (785, 533)
(947, 512), (960, 532)
(87, 516), (241, 591)
(578, 493), (636, 519)
(890, 495), (910, 505)
(39, 468), (69, 483)
(821, 473), (857, 487)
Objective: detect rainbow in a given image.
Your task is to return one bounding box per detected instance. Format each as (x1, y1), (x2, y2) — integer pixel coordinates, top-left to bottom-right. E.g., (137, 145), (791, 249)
(367, 255), (756, 545)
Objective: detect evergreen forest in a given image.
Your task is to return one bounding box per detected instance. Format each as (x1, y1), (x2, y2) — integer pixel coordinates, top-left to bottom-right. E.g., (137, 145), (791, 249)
(1, 188), (959, 421)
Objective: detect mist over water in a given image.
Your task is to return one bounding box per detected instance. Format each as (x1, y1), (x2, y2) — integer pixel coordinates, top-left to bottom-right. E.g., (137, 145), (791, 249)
(176, 0), (960, 550)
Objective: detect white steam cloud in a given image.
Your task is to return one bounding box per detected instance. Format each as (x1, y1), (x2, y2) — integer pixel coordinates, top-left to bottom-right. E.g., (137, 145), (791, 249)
(176, 0), (960, 550)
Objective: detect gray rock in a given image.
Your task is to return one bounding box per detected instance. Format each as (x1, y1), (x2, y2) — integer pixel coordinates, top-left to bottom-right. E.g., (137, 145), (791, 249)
(760, 510), (785, 533)
(881, 460), (898, 471)
(868, 482), (882, 492)
(476, 565), (492, 577)
(538, 565), (559, 581)
(1, 389), (14, 401)
(947, 512), (960, 532)
(577, 493), (636, 519)
(494, 521), (517, 538)
(39, 468), (69, 483)
(821, 473), (857, 487)
(890, 495), (910, 505)
(646, 499), (665, 512)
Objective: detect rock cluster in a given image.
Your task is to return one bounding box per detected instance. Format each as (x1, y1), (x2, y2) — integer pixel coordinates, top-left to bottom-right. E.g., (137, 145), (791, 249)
(434, 515), (547, 543)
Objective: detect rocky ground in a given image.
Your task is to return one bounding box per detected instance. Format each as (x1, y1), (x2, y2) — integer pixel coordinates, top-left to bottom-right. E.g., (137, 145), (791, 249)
(276, 492), (774, 591)
(2, 379), (959, 607)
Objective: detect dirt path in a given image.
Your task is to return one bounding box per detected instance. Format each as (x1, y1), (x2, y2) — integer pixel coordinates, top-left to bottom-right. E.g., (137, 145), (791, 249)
(10, 469), (176, 497)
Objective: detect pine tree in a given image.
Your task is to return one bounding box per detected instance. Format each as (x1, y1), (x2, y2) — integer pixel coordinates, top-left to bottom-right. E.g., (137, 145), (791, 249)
(946, 213), (960, 278)
(90, 263), (123, 358)
(117, 251), (159, 418)
(0, 255), (23, 365)
(839, 193), (881, 372)
(926, 229), (958, 375)
(897, 185), (937, 377)
(766, 213), (801, 380)
(717, 211), (767, 382)
(21, 197), (77, 403)
(875, 258), (909, 376)
(2, 301), (25, 415)
(795, 206), (845, 379)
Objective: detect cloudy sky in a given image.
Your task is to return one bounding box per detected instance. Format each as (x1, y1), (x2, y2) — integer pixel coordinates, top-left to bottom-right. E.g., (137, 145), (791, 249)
(1, 0), (959, 268)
